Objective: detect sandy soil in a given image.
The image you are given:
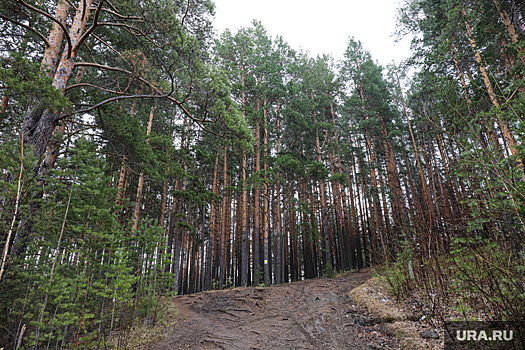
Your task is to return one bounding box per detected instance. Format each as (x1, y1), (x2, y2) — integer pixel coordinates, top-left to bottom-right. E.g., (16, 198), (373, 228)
(146, 269), (399, 350)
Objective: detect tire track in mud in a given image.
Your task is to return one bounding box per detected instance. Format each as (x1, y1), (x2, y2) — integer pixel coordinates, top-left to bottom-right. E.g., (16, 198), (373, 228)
(146, 269), (399, 350)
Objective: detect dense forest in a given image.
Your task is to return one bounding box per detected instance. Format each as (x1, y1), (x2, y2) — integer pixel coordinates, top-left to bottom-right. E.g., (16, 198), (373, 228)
(0, 0), (524, 348)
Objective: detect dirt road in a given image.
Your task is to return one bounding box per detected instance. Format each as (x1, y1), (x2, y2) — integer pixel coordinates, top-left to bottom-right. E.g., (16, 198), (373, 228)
(147, 269), (398, 350)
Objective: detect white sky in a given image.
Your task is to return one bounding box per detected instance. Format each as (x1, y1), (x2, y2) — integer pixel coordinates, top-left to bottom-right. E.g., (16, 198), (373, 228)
(211, 0), (412, 67)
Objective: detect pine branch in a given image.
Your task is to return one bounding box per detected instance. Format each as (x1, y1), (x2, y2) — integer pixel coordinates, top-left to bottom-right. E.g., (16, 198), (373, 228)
(0, 14), (50, 47)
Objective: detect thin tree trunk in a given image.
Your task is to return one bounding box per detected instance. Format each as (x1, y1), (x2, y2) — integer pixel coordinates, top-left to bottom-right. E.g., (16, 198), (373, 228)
(462, 6), (524, 179)
(493, 0), (525, 67)
(394, 71), (435, 234)
(115, 157), (128, 223)
(0, 138), (25, 282)
(132, 106), (155, 231)
(253, 117), (261, 284)
(380, 115), (408, 243)
(274, 100), (283, 284)
(313, 107), (332, 267)
(218, 145), (228, 289)
(364, 131), (386, 258)
(329, 97), (353, 269)
(240, 154), (249, 287)
(263, 110), (270, 285)
(204, 145), (220, 290)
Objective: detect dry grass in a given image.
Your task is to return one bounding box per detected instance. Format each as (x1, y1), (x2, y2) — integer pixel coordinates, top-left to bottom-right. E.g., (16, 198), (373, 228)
(102, 298), (179, 350)
(348, 276), (444, 350)
(349, 277), (409, 321)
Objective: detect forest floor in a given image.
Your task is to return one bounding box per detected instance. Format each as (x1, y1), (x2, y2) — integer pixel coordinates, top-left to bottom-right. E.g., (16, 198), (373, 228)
(139, 268), (433, 350)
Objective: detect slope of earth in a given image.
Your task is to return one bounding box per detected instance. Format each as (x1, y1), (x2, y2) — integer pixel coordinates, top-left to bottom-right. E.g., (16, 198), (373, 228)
(145, 269), (399, 350)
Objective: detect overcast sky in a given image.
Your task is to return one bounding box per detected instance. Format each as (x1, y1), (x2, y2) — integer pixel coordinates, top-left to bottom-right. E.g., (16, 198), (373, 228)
(211, 0), (412, 67)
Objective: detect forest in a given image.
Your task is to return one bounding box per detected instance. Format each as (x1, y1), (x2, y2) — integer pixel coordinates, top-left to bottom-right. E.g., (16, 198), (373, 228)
(0, 0), (524, 348)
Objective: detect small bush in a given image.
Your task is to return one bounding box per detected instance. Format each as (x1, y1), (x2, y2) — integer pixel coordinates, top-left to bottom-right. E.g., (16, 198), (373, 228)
(323, 262), (335, 278)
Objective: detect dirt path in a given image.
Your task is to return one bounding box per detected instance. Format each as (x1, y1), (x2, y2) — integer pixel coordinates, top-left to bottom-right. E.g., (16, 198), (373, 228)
(146, 269), (398, 350)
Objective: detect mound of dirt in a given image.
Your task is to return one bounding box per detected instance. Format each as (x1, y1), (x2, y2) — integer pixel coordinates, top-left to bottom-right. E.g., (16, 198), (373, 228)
(144, 269), (399, 350)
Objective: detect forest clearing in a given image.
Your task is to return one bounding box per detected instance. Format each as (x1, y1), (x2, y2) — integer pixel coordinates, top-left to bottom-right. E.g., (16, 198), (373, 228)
(1, 0), (525, 348)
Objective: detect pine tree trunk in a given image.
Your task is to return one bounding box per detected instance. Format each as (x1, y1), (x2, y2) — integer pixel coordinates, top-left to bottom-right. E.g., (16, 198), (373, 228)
(364, 131), (386, 259)
(132, 106), (155, 231)
(380, 115), (408, 245)
(0, 95), (7, 114)
(41, 0), (70, 76)
(326, 181), (338, 270)
(263, 111), (270, 285)
(159, 179), (169, 228)
(204, 146), (220, 290)
(165, 179), (179, 273)
(462, 6), (524, 179)
(313, 118), (332, 267)
(358, 154), (377, 263)
(328, 150), (345, 270)
(226, 189), (232, 286)
(451, 42), (497, 147)
(395, 72), (435, 236)
(405, 154), (424, 235)
(373, 148), (391, 252)
(329, 98), (354, 269)
(170, 199), (185, 294)
(435, 132), (463, 219)
(240, 154), (249, 287)
(493, 0), (525, 67)
(347, 162), (363, 269)
(234, 193), (242, 286)
(274, 101), (283, 284)
(218, 145), (228, 289)
(253, 118), (261, 284)
(308, 178), (320, 276)
(291, 206), (298, 281)
(25, 0), (93, 162)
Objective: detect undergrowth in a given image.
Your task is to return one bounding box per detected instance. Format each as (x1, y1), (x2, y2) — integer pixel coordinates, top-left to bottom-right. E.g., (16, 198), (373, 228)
(377, 237), (525, 327)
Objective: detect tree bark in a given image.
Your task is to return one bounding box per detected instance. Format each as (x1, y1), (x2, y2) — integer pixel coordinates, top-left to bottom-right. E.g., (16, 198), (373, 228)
(132, 106), (155, 231)
(493, 0), (525, 67)
(253, 117), (261, 284)
(41, 0), (70, 76)
(462, 6), (523, 179)
(274, 100), (283, 284)
(218, 145), (228, 289)
(204, 145), (220, 290)
(240, 154), (249, 287)
(26, 0), (94, 163)
(263, 108), (270, 285)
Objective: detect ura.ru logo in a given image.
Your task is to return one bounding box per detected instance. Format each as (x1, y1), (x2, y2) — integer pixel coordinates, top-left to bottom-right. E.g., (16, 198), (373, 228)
(456, 330), (513, 341)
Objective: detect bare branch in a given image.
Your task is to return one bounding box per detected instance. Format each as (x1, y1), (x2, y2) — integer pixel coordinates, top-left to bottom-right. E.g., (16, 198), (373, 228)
(101, 8), (140, 20)
(0, 14), (50, 47)
(65, 82), (126, 94)
(81, 0), (87, 21)
(91, 33), (126, 61)
(63, 0), (77, 11)
(74, 61), (159, 92)
(104, 0), (121, 14)
(98, 22), (168, 49)
(71, 62), (211, 124)
(17, 0), (72, 58)
(59, 93), (170, 120)
(181, 0), (191, 28)
(74, 0), (104, 53)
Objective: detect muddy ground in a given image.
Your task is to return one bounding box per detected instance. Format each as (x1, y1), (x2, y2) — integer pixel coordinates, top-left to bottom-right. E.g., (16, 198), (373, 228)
(146, 269), (399, 350)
